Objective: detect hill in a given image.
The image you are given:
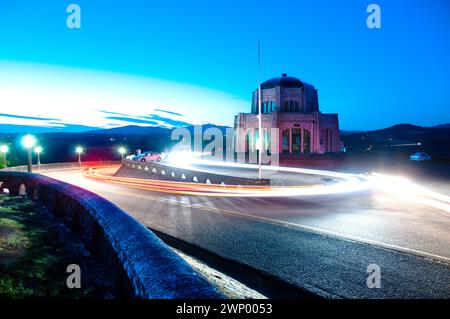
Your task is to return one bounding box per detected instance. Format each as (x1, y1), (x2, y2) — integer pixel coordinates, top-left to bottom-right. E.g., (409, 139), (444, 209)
(0, 124), (230, 167)
(341, 124), (450, 157)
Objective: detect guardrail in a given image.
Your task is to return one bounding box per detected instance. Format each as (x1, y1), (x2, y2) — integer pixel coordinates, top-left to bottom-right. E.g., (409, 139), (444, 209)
(0, 171), (223, 299)
(118, 159), (270, 186)
(1, 161), (121, 172)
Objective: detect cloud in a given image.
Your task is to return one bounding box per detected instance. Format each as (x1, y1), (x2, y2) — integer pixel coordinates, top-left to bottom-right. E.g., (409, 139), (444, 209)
(0, 113), (60, 121)
(100, 110), (191, 127)
(0, 61), (249, 132)
(154, 109), (183, 117)
(145, 114), (191, 127)
(105, 116), (159, 125)
(0, 123), (99, 134)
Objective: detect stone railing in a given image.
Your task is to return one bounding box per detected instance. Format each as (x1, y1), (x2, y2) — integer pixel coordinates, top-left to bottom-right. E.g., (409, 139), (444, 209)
(1, 161), (121, 172)
(117, 159), (270, 186)
(0, 171), (223, 299)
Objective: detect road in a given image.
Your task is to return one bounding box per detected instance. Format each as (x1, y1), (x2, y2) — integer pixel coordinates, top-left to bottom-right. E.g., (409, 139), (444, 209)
(42, 162), (450, 298)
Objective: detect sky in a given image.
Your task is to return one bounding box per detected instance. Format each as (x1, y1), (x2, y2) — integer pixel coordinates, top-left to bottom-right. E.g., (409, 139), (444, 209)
(0, 0), (449, 131)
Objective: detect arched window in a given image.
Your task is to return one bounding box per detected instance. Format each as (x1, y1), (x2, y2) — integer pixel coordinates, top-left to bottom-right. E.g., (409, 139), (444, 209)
(262, 101), (277, 113)
(283, 100), (300, 112)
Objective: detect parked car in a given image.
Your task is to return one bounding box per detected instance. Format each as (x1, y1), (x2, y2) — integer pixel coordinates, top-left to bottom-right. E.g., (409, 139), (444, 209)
(128, 151), (163, 162)
(409, 152), (432, 162)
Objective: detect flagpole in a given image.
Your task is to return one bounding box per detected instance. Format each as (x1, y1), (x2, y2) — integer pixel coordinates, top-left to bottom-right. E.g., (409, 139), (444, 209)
(257, 41), (262, 180)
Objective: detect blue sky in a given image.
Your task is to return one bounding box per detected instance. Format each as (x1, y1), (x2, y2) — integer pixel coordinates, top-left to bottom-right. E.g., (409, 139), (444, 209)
(0, 0), (449, 131)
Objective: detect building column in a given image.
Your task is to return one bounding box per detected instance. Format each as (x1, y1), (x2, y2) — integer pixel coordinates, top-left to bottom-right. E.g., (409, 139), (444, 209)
(279, 127), (283, 154)
(328, 129), (332, 152)
(289, 128), (292, 154)
(254, 128), (258, 152)
(329, 129), (333, 152)
(300, 128), (304, 153)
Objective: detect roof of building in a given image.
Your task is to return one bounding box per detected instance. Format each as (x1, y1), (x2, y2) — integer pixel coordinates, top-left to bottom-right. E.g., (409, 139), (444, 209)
(260, 73), (306, 89)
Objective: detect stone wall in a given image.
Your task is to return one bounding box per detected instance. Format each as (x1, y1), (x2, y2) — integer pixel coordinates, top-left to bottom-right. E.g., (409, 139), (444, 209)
(116, 160), (270, 186)
(0, 171), (223, 299)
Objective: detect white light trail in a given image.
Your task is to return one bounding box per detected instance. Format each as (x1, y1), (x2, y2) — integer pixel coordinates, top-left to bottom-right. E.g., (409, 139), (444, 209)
(367, 172), (450, 214)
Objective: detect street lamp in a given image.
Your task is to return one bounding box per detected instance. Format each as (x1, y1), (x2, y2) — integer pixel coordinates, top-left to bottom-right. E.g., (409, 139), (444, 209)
(34, 146), (43, 170)
(75, 146), (83, 165)
(21, 134), (37, 173)
(118, 146), (126, 162)
(257, 41), (262, 180)
(0, 144), (9, 170)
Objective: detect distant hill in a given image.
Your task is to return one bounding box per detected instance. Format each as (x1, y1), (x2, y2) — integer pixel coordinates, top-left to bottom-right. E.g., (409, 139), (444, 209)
(432, 123), (450, 129)
(184, 124), (231, 134)
(2, 121), (449, 166)
(0, 124), (99, 134)
(86, 124), (231, 135)
(0, 123), (232, 167)
(340, 130), (364, 136)
(87, 125), (171, 135)
(0, 123), (230, 136)
(341, 123), (450, 157)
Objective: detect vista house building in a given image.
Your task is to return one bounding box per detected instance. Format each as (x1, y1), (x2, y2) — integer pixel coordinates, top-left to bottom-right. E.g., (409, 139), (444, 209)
(234, 74), (341, 155)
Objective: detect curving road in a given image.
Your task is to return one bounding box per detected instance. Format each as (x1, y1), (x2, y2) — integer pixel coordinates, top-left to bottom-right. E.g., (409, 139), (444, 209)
(42, 162), (450, 298)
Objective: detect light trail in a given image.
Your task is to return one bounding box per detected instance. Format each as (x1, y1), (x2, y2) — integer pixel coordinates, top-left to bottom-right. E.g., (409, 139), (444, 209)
(82, 160), (450, 215)
(367, 172), (450, 214)
(83, 162), (372, 197)
(165, 157), (450, 213)
(44, 163), (450, 263)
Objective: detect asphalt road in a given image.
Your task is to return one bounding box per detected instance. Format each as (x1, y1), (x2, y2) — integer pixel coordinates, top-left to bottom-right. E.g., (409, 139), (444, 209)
(43, 164), (450, 298)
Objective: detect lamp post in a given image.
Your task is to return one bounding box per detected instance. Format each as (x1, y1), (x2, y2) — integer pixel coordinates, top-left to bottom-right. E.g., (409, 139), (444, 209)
(34, 146), (42, 171)
(75, 146), (83, 166)
(118, 147), (126, 163)
(0, 145), (8, 171)
(257, 41), (262, 180)
(21, 134), (37, 173)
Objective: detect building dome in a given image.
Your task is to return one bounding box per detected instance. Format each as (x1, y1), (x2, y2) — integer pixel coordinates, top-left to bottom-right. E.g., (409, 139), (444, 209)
(260, 73), (304, 89)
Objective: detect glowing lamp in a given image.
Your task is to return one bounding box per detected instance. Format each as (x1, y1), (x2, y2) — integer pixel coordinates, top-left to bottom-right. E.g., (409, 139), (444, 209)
(21, 134), (37, 149)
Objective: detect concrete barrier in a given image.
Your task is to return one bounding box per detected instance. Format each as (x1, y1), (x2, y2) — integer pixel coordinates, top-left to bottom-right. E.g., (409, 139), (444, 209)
(1, 161), (121, 172)
(117, 160), (270, 186)
(0, 171), (223, 299)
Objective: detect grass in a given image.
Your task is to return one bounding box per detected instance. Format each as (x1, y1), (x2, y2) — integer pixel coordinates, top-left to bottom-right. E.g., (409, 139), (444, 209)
(0, 195), (118, 298)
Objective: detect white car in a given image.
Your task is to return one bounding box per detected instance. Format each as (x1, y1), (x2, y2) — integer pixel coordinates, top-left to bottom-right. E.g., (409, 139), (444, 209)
(409, 152), (432, 162)
(129, 151), (163, 162)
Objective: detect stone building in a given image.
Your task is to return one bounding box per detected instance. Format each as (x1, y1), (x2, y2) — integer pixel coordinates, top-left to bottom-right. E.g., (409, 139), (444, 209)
(234, 74), (341, 155)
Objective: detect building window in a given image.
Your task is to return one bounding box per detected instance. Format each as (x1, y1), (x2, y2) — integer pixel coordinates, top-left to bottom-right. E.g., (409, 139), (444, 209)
(261, 101), (277, 114)
(283, 100), (300, 112)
